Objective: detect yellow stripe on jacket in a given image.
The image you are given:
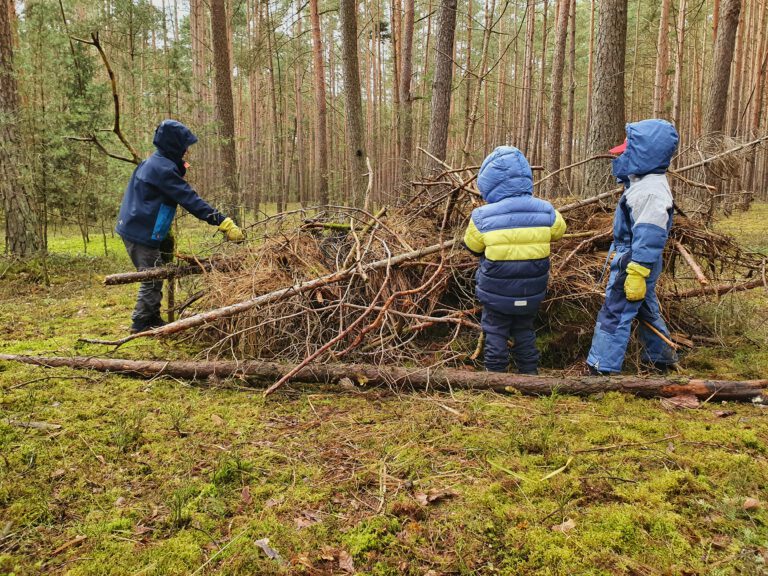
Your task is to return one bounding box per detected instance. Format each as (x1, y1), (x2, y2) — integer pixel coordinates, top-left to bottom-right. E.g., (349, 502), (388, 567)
(463, 210), (566, 261)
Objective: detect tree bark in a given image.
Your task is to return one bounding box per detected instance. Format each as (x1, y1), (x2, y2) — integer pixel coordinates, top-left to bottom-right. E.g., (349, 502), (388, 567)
(398, 0), (415, 184)
(309, 0), (330, 205)
(585, 0), (627, 192)
(210, 0), (240, 221)
(0, 0), (42, 257)
(671, 0), (687, 129)
(704, 0), (741, 135)
(339, 0), (368, 206)
(545, 0), (570, 196)
(3, 354), (766, 401)
(425, 0), (459, 173)
(519, 0), (536, 152)
(653, 0), (672, 117)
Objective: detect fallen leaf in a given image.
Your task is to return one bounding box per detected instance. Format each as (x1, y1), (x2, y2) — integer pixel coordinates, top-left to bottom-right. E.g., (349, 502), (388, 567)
(714, 410), (736, 418)
(265, 495), (284, 508)
(551, 518), (576, 533)
(743, 497), (761, 511)
(211, 414), (225, 426)
(241, 485), (252, 506)
(660, 395), (700, 410)
(114, 497), (126, 507)
(133, 524), (152, 536)
(95, 455), (106, 466)
(254, 538), (283, 563)
(711, 535), (730, 549)
(50, 468), (66, 479)
(415, 488), (458, 506)
(338, 550), (355, 573)
(295, 510), (322, 529)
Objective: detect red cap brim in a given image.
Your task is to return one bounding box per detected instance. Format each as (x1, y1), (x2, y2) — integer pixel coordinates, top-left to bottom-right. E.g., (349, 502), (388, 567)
(609, 139), (627, 155)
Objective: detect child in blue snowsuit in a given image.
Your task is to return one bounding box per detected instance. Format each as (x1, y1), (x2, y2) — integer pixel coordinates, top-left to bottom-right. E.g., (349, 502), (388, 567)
(463, 147), (566, 374)
(587, 119), (679, 374)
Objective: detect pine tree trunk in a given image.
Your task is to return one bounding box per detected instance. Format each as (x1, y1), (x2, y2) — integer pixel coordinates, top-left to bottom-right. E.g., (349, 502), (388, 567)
(704, 0), (741, 135)
(653, 0), (672, 117)
(564, 0), (576, 189)
(309, 0), (330, 205)
(339, 0), (368, 206)
(545, 0), (570, 196)
(425, 0), (459, 172)
(210, 0), (240, 221)
(519, 0), (536, 152)
(585, 0), (627, 192)
(399, 0), (415, 185)
(0, 0), (42, 257)
(671, 0), (687, 130)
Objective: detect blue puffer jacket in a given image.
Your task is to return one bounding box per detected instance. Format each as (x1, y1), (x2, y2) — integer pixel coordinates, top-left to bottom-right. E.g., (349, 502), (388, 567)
(116, 120), (226, 248)
(463, 147), (566, 314)
(611, 119), (679, 267)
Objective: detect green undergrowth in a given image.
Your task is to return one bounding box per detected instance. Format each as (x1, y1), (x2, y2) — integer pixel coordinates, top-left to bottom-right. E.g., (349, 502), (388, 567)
(1, 210), (767, 575)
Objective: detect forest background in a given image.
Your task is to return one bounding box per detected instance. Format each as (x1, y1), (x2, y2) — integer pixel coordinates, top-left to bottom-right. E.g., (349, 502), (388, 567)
(1, 0), (767, 255)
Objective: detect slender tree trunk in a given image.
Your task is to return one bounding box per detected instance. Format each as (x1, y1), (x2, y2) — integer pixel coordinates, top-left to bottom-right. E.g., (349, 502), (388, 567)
(671, 0), (687, 129)
(653, 0), (672, 117)
(339, 0), (368, 206)
(519, 0), (536, 152)
(309, 0), (330, 205)
(461, 0), (496, 164)
(704, 0), (741, 135)
(564, 0), (576, 190)
(545, 0), (570, 196)
(584, 0), (596, 150)
(585, 0), (627, 192)
(399, 0), (415, 184)
(210, 0), (240, 220)
(0, 0), (42, 257)
(425, 0), (459, 172)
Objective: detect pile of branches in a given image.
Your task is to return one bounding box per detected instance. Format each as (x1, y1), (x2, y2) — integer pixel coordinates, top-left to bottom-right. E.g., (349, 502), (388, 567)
(95, 159), (766, 380)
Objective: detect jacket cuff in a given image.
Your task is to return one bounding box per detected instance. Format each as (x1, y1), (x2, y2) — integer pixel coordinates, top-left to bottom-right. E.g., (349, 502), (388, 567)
(463, 241), (484, 257)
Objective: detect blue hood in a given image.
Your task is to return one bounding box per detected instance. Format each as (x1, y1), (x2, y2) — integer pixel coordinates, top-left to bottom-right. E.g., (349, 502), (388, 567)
(477, 146), (533, 203)
(153, 119), (198, 162)
(612, 119), (679, 182)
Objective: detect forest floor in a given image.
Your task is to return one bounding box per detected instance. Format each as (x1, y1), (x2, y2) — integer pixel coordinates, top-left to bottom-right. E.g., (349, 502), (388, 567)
(1, 207), (767, 575)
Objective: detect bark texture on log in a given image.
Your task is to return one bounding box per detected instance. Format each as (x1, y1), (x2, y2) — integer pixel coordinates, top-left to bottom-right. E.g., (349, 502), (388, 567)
(2, 354), (766, 402)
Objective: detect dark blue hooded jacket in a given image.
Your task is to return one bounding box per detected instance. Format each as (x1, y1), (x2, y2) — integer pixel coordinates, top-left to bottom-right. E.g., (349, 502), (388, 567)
(611, 119), (679, 267)
(463, 147), (566, 314)
(116, 120), (226, 248)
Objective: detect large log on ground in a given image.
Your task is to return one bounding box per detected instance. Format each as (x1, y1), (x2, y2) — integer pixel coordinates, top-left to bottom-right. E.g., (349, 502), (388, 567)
(2, 354), (766, 402)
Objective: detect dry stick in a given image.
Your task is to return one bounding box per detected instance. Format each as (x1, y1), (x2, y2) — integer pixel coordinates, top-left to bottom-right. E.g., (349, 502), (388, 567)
(672, 277), (767, 299)
(534, 154), (616, 186)
(70, 33), (140, 165)
(557, 230), (613, 272)
(640, 320), (680, 351)
(2, 354), (766, 402)
(673, 240), (710, 285)
(263, 247), (394, 396)
(673, 134), (768, 173)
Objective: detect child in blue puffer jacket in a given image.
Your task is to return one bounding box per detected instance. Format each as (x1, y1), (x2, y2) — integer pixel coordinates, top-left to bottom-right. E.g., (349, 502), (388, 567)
(464, 147), (566, 374)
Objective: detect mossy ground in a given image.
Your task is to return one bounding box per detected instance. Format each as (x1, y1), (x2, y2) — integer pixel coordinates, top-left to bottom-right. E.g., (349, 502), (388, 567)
(1, 209), (767, 575)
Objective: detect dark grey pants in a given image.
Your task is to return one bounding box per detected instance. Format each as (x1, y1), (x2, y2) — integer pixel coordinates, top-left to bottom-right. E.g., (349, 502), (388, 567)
(122, 238), (164, 324)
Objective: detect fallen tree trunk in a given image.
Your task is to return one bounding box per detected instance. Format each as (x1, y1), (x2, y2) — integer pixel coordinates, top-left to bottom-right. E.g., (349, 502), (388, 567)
(104, 262), (216, 285)
(2, 354), (765, 402)
(81, 240), (457, 347)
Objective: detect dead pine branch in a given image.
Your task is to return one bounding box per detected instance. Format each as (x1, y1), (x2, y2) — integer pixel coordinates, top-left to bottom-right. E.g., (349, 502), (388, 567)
(70, 32), (140, 165)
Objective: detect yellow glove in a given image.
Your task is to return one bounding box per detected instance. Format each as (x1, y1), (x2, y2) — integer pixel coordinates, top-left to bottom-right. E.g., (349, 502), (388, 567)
(218, 217), (244, 242)
(624, 262), (651, 301)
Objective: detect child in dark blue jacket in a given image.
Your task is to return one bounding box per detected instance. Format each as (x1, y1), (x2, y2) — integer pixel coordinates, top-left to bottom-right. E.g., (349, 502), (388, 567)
(116, 119), (244, 333)
(464, 147), (566, 374)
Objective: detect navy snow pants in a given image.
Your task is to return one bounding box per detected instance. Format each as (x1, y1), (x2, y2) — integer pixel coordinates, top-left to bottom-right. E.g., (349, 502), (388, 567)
(481, 307), (540, 374)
